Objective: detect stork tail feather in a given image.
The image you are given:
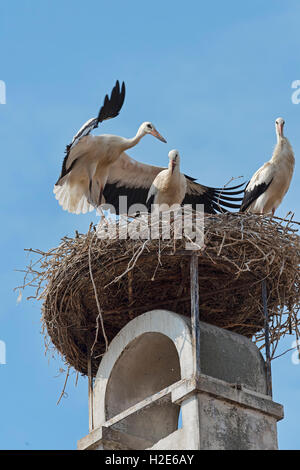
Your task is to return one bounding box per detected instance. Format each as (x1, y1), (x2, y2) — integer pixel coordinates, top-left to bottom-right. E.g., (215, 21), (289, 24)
(53, 183), (94, 214)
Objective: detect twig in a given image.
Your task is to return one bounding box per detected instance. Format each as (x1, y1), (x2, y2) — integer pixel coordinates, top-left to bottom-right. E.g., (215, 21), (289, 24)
(56, 366), (70, 405)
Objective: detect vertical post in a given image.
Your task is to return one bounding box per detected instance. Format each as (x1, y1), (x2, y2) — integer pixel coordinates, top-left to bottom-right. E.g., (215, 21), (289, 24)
(190, 252), (201, 377)
(88, 353), (94, 431)
(262, 279), (272, 397)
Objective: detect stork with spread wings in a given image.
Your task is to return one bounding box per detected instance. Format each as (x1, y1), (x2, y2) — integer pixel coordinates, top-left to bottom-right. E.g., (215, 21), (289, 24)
(54, 81), (245, 215)
(54, 81), (166, 214)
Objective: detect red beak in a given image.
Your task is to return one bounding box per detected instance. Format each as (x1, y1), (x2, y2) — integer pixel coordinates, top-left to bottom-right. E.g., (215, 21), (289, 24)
(171, 161), (176, 173)
(150, 129), (167, 143)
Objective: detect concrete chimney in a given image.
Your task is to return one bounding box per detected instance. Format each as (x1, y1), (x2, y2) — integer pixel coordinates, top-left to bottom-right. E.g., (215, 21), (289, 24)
(78, 309), (283, 450)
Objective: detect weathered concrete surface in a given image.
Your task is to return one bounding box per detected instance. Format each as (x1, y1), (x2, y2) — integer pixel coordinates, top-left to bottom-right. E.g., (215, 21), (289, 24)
(105, 332), (180, 443)
(198, 394), (278, 450)
(172, 376), (283, 418)
(91, 310), (193, 443)
(78, 310), (283, 451)
(170, 376), (282, 450)
(198, 321), (267, 394)
(78, 426), (153, 450)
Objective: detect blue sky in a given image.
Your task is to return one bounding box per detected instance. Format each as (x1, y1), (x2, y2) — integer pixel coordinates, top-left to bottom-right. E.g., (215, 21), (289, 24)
(0, 0), (299, 450)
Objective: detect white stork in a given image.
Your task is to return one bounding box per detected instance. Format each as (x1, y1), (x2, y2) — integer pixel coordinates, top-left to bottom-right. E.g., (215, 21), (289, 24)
(146, 150), (187, 210)
(54, 81), (167, 214)
(102, 150), (245, 215)
(240, 117), (295, 215)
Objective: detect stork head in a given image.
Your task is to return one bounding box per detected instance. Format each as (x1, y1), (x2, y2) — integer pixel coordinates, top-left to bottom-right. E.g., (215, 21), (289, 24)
(139, 122), (167, 143)
(275, 117), (285, 138)
(168, 149), (180, 174)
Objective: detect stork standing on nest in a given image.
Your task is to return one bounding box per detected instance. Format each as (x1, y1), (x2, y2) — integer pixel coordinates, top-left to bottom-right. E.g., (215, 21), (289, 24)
(240, 117), (295, 215)
(54, 81), (167, 214)
(103, 149), (245, 214)
(146, 150), (187, 210)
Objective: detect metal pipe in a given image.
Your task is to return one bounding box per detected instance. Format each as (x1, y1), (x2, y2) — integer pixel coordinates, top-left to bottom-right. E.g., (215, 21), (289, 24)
(262, 279), (272, 397)
(190, 252), (201, 377)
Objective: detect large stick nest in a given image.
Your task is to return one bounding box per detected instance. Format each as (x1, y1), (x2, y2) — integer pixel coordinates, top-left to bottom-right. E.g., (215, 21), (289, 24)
(19, 213), (300, 377)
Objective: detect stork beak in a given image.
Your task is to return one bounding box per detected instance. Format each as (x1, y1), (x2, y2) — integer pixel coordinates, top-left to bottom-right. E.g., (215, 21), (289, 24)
(151, 129), (167, 143)
(279, 123), (284, 136)
(277, 122), (284, 137)
(171, 160), (176, 173)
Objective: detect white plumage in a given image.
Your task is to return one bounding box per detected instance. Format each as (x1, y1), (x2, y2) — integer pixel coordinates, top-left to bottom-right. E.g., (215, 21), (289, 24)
(54, 81), (166, 214)
(146, 150), (187, 210)
(241, 117), (295, 215)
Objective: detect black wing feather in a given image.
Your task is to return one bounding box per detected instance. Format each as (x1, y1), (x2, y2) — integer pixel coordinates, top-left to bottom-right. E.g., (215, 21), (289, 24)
(103, 182), (150, 215)
(182, 191), (217, 214)
(183, 181), (246, 214)
(103, 179), (245, 215)
(202, 191), (244, 209)
(55, 155), (79, 185)
(184, 174), (197, 182)
(97, 80), (126, 123)
(56, 81), (126, 184)
(146, 194), (155, 212)
(240, 179), (273, 212)
(210, 182), (246, 191)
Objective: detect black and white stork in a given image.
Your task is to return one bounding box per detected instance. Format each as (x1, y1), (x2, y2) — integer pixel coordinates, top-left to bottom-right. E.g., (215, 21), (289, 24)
(240, 117), (295, 215)
(54, 80), (167, 214)
(102, 150), (245, 215)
